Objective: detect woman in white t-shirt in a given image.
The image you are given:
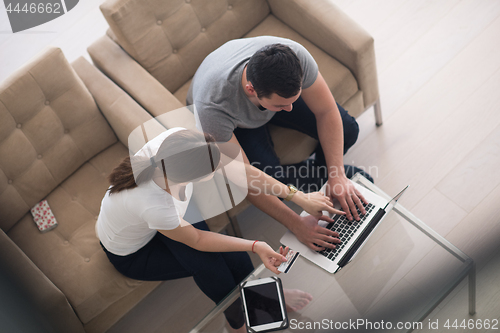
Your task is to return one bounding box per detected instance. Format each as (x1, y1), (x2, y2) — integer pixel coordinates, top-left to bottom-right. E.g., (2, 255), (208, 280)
(96, 128), (340, 332)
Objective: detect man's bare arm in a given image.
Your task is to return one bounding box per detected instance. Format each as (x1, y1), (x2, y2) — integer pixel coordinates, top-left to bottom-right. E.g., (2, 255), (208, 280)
(227, 133), (341, 251)
(301, 72), (367, 220)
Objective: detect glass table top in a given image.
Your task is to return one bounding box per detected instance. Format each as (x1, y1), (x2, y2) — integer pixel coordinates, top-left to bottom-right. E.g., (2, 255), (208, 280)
(190, 174), (475, 333)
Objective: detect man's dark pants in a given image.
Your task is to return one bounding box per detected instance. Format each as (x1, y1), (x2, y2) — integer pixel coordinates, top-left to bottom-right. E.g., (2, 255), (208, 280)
(234, 97), (364, 192)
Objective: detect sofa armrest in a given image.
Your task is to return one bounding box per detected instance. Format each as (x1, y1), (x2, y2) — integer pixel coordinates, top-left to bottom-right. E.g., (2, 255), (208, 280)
(71, 56), (159, 154)
(0, 229), (85, 333)
(267, 0), (379, 108)
(87, 35), (196, 130)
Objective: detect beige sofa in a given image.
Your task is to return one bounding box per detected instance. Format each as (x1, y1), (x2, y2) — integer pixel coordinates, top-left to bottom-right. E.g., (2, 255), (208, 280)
(0, 48), (176, 333)
(88, 0), (382, 227)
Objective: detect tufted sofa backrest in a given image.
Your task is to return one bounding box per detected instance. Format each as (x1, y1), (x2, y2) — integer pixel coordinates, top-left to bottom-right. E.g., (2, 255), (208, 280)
(100, 0), (270, 93)
(0, 48), (117, 231)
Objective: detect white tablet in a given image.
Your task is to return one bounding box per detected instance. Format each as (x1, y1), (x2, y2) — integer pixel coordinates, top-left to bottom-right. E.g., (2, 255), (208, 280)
(239, 277), (288, 333)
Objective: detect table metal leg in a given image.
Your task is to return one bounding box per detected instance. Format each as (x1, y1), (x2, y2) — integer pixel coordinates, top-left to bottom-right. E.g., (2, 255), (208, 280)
(469, 261), (476, 315)
(374, 98), (383, 126)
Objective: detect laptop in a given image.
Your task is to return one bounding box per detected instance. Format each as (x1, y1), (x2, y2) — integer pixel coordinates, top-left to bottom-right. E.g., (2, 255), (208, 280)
(280, 180), (408, 273)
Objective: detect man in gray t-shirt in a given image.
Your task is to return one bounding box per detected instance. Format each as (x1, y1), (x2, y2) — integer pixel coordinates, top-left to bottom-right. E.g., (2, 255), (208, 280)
(187, 36), (371, 252)
(187, 36), (318, 142)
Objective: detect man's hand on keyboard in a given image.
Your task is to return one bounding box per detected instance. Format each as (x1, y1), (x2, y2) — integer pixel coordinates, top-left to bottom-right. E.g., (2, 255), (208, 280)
(293, 214), (342, 251)
(326, 175), (368, 221)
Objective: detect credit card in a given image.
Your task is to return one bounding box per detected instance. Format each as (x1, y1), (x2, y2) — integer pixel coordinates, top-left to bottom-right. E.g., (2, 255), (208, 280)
(278, 249), (300, 273)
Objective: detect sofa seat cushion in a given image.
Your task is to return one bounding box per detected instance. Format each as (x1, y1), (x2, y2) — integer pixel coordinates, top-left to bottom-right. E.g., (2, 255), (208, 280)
(7, 142), (159, 324)
(244, 15), (359, 108)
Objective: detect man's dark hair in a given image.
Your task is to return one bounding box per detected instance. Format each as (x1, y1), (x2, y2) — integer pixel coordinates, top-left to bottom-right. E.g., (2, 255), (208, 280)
(246, 43), (303, 99)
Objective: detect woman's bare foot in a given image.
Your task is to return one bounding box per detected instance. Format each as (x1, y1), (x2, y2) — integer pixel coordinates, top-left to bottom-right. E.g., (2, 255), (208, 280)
(284, 289), (313, 312)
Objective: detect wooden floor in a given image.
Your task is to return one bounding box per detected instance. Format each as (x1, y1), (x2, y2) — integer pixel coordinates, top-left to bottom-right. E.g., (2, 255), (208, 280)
(325, 0), (500, 331)
(2, 0), (499, 332)
(340, 0), (500, 329)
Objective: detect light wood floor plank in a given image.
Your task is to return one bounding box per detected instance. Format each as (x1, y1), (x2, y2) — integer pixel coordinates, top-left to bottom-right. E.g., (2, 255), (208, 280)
(372, 0), (461, 73)
(377, 65), (500, 207)
(436, 124), (500, 212)
(347, 14), (500, 192)
(377, 0), (500, 119)
(440, 183), (500, 270)
(414, 243), (500, 333)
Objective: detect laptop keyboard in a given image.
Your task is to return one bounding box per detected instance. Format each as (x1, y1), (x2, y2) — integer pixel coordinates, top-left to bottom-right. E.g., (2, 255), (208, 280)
(317, 203), (375, 260)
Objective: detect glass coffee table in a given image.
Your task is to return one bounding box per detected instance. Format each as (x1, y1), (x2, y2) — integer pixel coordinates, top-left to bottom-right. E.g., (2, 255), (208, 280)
(190, 174), (476, 332)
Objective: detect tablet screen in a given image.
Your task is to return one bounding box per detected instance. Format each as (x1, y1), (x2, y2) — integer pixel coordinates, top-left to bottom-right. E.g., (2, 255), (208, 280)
(243, 282), (284, 327)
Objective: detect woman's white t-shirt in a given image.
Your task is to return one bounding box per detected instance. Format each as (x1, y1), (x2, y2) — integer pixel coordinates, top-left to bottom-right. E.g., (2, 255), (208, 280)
(96, 180), (193, 256)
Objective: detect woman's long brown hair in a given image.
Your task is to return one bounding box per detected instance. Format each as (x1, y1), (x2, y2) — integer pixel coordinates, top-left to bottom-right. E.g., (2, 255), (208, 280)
(108, 130), (219, 194)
